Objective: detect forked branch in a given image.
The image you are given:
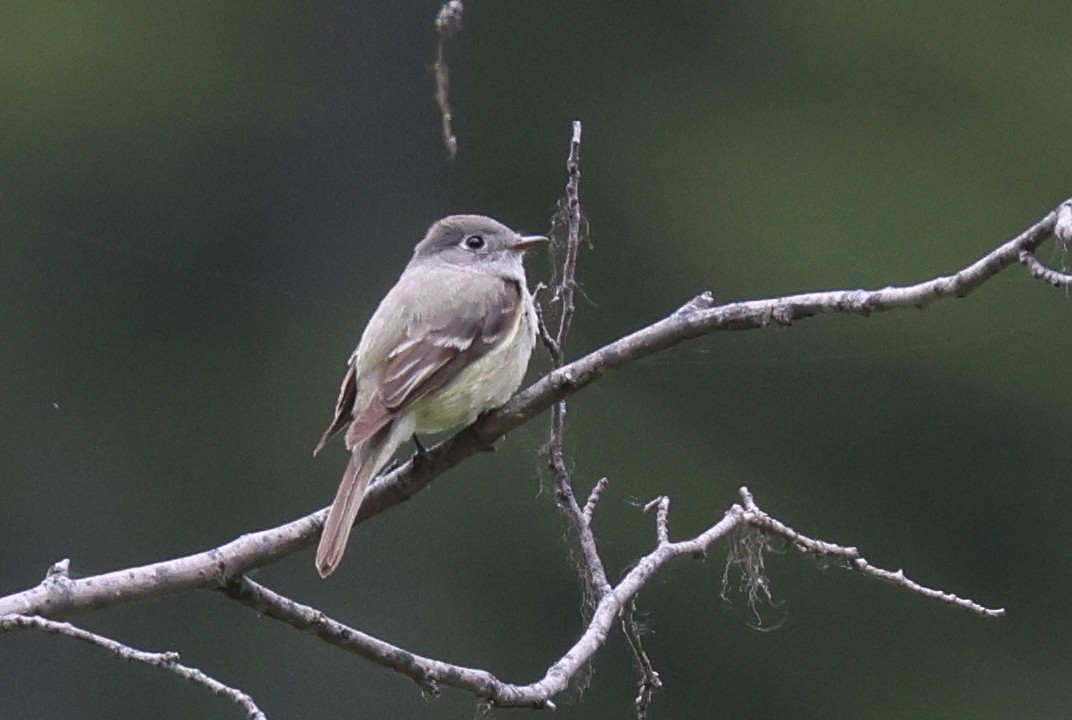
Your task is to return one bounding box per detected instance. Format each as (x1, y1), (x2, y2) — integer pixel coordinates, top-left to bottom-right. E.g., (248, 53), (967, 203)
(1, 122), (1067, 716)
(2, 195), (1066, 620)
(222, 486), (1000, 710)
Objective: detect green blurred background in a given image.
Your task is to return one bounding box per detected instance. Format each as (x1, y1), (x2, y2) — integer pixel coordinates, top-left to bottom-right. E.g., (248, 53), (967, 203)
(2, 2), (1070, 718)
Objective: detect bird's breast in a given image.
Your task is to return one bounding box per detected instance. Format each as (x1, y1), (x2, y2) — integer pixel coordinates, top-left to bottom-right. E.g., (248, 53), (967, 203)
(409, 297), (536, 434)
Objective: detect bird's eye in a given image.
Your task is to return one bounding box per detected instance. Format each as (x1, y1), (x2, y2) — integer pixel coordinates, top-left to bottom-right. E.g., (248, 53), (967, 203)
(463, 234), (485, 250)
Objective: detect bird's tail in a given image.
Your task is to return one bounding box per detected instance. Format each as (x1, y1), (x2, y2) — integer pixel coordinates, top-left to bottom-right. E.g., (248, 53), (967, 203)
(315, 427), (392, 577)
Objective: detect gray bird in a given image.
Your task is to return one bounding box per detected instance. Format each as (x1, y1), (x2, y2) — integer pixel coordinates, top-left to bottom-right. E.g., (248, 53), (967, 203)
(314, 215), (546, 577)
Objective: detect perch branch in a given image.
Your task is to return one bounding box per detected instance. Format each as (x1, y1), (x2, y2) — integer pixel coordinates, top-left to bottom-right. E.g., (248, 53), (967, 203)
(1, 198), (1068, 619)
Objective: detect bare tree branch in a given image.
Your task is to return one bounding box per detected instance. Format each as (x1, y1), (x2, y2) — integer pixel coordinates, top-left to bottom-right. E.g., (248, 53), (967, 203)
(541, 122), (612, 603)
(1, 197), (1067, 621)
(735, 488), (1004, 618)
(0, 611), (265, 719)
(0, 122), (1055, 716)
(216, 486), (1000, 711)
(538, 121), (646, 706)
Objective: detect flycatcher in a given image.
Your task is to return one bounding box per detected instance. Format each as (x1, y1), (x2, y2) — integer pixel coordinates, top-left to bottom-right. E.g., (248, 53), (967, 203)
(313, 215), (546, 577)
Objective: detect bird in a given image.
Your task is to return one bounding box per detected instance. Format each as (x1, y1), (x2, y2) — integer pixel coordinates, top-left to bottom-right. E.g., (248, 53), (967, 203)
(313, 215), (546, 577)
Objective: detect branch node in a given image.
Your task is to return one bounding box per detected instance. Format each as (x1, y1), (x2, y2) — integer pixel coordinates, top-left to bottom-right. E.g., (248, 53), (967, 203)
(1056, 201), (1072, 247)
(44, 558), (71, 584)
(418, 675), (441, 699)
(550, 368), (577, 389)
(771, 305), (794, 326)
(676, 291), (716, 316)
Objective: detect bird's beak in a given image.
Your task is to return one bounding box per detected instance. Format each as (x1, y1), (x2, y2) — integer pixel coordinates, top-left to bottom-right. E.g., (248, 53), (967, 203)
(510, 234), (549, 252)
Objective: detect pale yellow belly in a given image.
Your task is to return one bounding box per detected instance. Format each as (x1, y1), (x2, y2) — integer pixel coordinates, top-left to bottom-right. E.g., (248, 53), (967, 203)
(409, 302), (535, 434)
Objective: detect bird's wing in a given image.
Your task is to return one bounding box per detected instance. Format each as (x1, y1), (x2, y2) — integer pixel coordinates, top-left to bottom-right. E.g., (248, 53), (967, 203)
(313, 362), (358, 456)
(378, 279), (520, 408)
(314, 272), (522, 455)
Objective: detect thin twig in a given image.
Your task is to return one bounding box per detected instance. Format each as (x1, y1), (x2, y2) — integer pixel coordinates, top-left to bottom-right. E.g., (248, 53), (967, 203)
(736, 487), (1005, 618)
(433, 1), (464, 159)
(553, 120), (584, 350)
(0, 614), (265, 719)
(533, 297), (562, 363)
(581, 477), (609, 524)
(542, 121), (611, 607)
(619, 599), (662, 720)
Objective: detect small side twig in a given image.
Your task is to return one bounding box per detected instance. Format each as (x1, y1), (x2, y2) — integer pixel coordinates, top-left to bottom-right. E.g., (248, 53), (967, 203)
(552, 120), (584, 348)
(433, 1), (464, 159)
(0, 614), (265, 719)
(1019, 249), (1072, 287)
(643, 496), (672, 546)
(532, 297), (562, 363)
(581, 477), (609, 524)
(735, 487), (1005, 618)
(619, 599), (662, 719)
(543, 121), (606, 598)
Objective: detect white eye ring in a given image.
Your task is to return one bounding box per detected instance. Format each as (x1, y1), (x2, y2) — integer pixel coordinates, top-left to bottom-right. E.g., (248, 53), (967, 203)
(462, 234), (486, 250)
